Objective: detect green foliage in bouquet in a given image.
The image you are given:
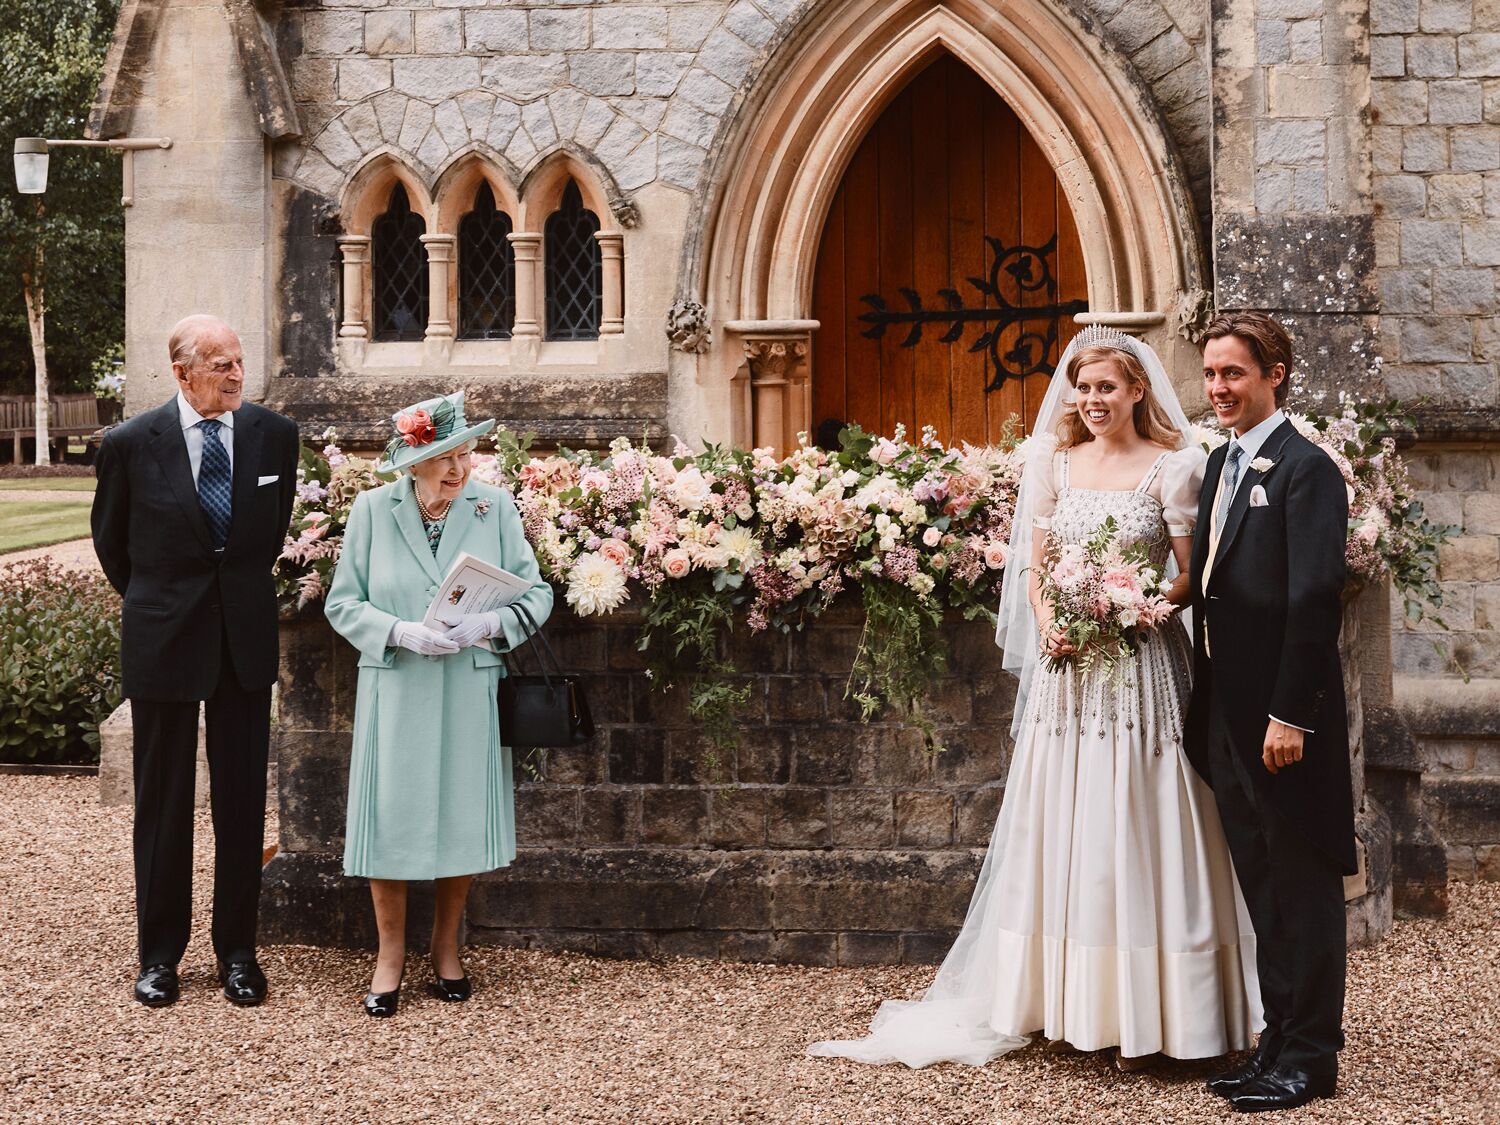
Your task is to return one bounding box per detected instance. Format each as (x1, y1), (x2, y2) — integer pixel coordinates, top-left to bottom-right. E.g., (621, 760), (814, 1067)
(0, 559), (121, 763)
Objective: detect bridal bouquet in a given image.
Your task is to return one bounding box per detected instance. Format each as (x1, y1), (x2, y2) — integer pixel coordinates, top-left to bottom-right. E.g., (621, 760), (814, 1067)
(1037, 516), (1176, 676)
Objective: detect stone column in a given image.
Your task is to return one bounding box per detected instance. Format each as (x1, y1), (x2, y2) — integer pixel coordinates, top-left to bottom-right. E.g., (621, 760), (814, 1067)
(335, 235), (370, 367)
(595, 231), (625, 337)
(420, 233), (456, 363)
(726, 320), (818, 456)
(508, 231), (543, 364)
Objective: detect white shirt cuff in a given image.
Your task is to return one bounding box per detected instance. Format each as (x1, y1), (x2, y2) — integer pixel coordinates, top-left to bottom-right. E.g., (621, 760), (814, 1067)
(1269, 713), (1313, 734)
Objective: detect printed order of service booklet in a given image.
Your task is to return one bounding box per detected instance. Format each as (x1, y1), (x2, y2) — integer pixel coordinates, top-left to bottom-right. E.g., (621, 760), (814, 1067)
(422, 552), (533, 630)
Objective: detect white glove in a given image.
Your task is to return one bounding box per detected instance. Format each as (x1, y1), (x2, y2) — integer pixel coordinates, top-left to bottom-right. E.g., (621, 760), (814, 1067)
(441, 611), (504, 649)
(389, 621), (461, 656)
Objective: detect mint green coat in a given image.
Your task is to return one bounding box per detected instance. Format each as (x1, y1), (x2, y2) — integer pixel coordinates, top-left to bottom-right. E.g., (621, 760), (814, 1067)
(325, 474), (553, 880)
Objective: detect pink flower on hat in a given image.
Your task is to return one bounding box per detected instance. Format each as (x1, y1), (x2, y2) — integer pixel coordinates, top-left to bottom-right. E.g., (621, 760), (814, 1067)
(396, 408), (435, 447)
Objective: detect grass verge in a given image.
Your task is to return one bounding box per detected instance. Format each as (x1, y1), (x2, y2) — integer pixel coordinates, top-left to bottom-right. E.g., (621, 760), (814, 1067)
(0, 501), (93, 554)
(0, 478), (97, 492)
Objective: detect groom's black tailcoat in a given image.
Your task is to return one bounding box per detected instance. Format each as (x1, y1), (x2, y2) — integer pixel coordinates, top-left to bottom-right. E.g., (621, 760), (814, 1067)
(1186, 419), (1355, 875)
(1187, 416), (1353, 1076)
(92, 397), (298, 967)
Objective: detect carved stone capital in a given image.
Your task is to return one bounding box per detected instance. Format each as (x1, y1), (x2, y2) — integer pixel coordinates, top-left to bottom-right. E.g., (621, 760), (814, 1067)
(743, 338), (808, 384)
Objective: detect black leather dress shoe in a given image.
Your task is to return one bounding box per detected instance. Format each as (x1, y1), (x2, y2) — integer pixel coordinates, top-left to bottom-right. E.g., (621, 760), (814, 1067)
(431, 970), (472, 1003)
(217, 959), (268, 1006)
(1207, 1040), (1280, 1097)
(134, 964), (180, 1008)
(1228, 1063), (1336, 1112)
(362, 986), (401, 1018)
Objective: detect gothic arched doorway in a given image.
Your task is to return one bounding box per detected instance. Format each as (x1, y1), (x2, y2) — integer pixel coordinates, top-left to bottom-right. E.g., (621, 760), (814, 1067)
(810, 54), (1086, 448)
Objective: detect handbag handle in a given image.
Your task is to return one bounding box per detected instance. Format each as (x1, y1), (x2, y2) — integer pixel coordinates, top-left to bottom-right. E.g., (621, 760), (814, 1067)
(502, 602), (561, 689)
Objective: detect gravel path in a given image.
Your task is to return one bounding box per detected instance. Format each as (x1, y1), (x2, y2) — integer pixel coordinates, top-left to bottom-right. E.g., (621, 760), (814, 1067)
(0, 536), (102, 571)
(0, 489), (93, 503)
(1, 775), (1495, 1124)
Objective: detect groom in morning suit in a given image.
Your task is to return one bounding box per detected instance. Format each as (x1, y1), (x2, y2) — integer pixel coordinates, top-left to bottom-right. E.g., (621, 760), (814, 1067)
(1185, 312), (1354, 1112)
(92, 315), (299, 1008)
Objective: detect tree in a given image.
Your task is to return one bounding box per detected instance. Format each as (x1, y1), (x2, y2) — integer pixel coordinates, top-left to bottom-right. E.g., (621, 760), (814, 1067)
(0, 1), (120, 464)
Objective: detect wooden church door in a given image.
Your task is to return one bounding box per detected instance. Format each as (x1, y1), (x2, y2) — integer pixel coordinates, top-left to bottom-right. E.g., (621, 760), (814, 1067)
(811, 54), (1088, 447)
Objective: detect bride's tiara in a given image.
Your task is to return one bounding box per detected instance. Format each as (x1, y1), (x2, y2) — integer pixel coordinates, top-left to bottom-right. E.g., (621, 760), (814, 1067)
(1072, 323), (1141, 355)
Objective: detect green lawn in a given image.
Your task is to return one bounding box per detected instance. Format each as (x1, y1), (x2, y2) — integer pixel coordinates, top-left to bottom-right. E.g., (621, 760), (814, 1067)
(0, 478), (97, 492)
(0, 501), (93, 554)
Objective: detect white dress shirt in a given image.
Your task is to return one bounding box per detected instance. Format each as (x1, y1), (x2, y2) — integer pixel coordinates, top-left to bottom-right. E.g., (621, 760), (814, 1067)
(177, 391), (235, 485)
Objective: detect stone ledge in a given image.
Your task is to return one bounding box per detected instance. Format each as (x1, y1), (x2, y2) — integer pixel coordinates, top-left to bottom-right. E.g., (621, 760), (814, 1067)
(263, 372), (669, 449)
(1395, 675), (1500, 738)
(1405, 408), (1500, 446)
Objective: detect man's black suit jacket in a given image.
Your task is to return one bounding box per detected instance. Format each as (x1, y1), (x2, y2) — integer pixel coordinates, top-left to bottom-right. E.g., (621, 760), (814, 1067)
(1185, 418), (1357, 875)
(92, 397), (300, 702)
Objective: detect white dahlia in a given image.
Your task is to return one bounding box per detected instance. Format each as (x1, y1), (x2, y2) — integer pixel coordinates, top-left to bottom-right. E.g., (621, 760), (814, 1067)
(566, 551), (629, 616)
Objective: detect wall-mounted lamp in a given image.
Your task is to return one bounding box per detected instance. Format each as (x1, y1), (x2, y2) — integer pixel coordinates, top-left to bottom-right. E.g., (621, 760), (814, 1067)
(12, 135), (173, 206)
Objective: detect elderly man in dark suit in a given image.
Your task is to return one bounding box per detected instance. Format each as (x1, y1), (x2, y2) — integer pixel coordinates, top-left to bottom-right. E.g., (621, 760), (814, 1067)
(92, 314), (299, 1008)
(1186, 312), (1354, 1112)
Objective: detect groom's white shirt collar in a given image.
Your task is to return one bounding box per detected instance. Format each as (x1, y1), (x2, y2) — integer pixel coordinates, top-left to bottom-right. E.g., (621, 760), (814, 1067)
(1229, 409), (1286, 465)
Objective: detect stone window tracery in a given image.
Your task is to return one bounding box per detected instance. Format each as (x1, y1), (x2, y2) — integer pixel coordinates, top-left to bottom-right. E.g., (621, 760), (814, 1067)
(370, 183), (428, 343)
(543, 180), (603, 341)
(457, 183), (516, 341)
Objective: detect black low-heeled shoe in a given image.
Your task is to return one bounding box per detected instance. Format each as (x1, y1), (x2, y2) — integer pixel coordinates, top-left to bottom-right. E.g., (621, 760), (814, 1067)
(217, 958), (268, 1007)
(430, 959), (472, 1002)
(362, 969), (403, 1018)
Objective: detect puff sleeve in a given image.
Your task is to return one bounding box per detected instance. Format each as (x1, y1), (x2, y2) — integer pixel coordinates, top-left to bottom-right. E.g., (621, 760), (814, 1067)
(1029, 448), (1062, 530)
(1155, 445), (1208, 538)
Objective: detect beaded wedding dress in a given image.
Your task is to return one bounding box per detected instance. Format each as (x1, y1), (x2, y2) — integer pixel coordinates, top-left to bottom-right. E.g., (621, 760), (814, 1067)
(810, 331), (1261, 1069)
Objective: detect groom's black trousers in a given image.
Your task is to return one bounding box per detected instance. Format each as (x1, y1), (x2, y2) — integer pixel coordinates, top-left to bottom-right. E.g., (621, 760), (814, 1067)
(1205, 687), (1345, 1076)
(131, 654), (270, 969)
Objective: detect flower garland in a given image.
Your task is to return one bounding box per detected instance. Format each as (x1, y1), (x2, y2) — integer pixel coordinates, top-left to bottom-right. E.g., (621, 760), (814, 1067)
(275, 402), (1450, 752)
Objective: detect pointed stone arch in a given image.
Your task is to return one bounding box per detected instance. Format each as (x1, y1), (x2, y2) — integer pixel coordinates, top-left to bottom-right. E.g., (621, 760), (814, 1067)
(518, 147), (627, 233)
(341, 149), (435, 235)
(682, 0), (1208, 450)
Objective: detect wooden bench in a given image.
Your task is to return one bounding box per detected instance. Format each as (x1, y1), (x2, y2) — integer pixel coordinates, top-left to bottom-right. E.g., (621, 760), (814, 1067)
(0, 394), (106, 463)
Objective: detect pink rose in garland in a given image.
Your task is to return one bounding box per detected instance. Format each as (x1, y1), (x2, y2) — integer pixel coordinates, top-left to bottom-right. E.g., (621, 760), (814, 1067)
(661, 548), (693, 579)
(395, 408), (435, 447)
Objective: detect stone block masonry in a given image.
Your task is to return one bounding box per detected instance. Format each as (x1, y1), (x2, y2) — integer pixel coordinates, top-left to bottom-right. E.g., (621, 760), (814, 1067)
(263, 598), (1392, 962)
(1371, 0), (1500, 692)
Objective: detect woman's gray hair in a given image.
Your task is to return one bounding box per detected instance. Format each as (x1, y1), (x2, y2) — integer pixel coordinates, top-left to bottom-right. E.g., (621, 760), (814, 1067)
(403, 438), (479, 474)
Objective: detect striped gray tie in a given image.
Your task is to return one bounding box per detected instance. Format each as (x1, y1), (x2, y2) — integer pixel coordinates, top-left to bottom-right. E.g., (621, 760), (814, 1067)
(1216, 440), (1243, 534)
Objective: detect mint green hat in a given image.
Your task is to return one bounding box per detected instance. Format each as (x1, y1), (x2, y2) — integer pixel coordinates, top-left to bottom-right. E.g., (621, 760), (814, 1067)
(377, 390), (495, 473)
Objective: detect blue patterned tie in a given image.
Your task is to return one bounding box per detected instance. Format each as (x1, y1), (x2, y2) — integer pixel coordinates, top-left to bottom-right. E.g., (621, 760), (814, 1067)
(1216, 440), (1243, 534)
(197, 419), (232, 548)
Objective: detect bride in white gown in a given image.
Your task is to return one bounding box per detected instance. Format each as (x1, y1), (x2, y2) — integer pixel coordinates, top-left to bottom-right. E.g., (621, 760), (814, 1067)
(810, 326), (1261, 1069)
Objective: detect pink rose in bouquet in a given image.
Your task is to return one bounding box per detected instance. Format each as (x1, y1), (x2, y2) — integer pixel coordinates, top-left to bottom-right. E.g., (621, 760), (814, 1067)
(1037, 516), (1176, 676)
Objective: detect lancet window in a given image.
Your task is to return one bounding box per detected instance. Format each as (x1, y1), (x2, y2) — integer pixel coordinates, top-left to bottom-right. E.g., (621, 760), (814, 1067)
(543, 180), (603, 341)
(457, 183), (516, 341)
(370, 184), (428, 342)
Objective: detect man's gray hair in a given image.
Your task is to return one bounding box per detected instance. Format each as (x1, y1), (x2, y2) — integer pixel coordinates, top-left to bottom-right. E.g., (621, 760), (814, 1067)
(168, 314), (232, 370)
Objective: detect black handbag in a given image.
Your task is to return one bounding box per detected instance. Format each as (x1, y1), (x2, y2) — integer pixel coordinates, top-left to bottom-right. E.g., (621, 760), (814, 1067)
(496, 603), (595, 749)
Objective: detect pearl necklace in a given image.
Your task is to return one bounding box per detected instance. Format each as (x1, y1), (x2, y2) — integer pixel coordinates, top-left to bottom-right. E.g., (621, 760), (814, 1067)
(414, 487), (450, 524)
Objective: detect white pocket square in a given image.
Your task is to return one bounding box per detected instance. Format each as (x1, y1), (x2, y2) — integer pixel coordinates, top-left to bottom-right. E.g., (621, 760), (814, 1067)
(1249, 484), (1269, 507)
(257, 474), (279, 486)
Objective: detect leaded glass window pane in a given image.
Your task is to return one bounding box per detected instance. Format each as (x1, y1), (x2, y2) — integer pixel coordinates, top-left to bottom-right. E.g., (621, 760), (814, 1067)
(544, 180), (602, 341)
(371, 183), (428, 342)
(458, 183), (515, 341)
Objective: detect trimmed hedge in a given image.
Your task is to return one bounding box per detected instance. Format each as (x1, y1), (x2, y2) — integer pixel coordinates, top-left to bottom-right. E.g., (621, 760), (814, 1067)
(0, 560), (121, 764)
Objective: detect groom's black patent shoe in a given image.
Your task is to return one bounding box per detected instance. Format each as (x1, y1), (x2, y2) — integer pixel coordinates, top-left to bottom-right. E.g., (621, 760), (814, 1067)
(134, 964), (179, 1008)
(1227, 1064), (1336, 1112)
(1207, 1040), (1280, 1097)
(217, 959), (268, 1006)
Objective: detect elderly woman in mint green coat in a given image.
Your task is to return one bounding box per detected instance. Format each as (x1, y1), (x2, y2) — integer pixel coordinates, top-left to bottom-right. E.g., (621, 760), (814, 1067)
(325, 391), (552, 1018)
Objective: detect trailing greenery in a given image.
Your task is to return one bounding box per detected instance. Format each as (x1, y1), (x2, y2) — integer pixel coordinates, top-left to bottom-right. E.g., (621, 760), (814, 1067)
(0, 558), (121, 763)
